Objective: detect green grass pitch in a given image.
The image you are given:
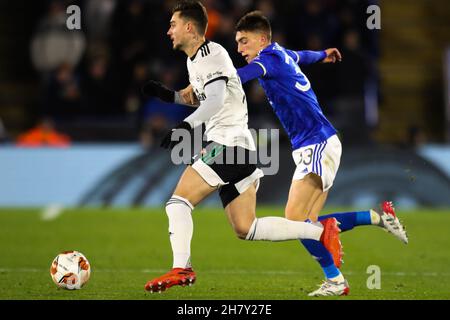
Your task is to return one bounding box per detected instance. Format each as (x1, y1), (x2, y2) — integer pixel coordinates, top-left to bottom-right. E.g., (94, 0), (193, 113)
(1, 207), (450, 300)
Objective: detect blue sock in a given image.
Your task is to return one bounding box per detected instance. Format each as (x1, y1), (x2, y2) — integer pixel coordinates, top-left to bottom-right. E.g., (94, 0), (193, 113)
(318, 211), (372, 232)
(300, 239), (340, 279)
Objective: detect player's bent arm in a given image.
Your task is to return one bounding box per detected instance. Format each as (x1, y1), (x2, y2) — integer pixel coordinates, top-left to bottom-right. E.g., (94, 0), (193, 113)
(237, 63), (266, 85)
(176, 84), (200, 107)
(175, 90), (200, 107)
(183, 79), (226, 128)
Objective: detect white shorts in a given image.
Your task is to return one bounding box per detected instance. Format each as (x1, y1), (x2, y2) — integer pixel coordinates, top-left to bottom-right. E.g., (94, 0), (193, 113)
(292, 134), (342, 192)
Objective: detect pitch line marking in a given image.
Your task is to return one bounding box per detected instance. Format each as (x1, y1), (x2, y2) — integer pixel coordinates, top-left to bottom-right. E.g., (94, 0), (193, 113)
(1, 268), (449, 277)
(41, 204), (65, 221)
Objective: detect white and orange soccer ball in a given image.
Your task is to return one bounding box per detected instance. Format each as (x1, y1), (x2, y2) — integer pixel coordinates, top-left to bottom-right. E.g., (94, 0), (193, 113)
(50, 251), (91, 290)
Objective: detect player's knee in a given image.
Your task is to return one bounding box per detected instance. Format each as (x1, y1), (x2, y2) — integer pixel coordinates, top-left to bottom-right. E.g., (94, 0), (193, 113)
(285, 207), (308, 221)
(231, 220), (254, 240)
(234, 225), (250, 240)
(237, 233), (247, 240)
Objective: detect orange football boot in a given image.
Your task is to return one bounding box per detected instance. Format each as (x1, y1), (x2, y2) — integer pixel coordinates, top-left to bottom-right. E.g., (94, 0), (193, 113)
(145, 268), (196, 293)
(319, 218), (343, 268)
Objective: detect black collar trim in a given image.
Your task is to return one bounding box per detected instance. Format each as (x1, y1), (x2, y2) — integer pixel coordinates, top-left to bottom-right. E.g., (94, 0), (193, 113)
(190, 39), (210, 61)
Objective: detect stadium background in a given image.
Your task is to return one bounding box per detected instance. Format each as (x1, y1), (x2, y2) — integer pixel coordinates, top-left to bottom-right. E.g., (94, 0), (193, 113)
(1, 0), (450, 300)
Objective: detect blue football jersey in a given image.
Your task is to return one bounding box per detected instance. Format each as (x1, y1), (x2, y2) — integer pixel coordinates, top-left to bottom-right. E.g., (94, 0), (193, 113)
(252, 42), (337, 149)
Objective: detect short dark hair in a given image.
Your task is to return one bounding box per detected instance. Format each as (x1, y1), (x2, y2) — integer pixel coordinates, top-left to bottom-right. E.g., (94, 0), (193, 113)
(236, 11), (272, 41)
(172, 1), (208, 35)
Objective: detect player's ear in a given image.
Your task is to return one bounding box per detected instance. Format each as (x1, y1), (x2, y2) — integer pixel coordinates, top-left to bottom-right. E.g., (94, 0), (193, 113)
(260, 34), (268, 45)
(186, 21), (194, 33)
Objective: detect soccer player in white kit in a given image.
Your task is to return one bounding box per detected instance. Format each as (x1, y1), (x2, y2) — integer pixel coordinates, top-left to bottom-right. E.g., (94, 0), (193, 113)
(143, 0), (344, 295)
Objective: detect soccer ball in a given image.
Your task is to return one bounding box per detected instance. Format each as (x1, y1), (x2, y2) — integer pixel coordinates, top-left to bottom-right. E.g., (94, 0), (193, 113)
(50, 250), (91, 290)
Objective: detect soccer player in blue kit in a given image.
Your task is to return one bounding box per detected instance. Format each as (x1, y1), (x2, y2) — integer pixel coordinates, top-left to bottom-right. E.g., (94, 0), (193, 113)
(179, 11), (408, 296)
(142, 1), (346, 298)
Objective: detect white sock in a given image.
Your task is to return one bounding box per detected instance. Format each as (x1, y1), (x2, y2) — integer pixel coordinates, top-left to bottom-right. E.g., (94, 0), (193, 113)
(166, 195), (194, 269)
(245, 217), (323, 241)
(370, 209), (381, 225)
(329, 272), (345, 283)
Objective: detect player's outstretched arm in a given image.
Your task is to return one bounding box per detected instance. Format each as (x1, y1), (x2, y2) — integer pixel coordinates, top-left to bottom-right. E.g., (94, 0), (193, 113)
(178, 61), (264, 98)
(288, 48), (342, 65)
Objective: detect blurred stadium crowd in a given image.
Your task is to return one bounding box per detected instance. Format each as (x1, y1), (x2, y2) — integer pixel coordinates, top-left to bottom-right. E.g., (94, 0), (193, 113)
(11, 0), (379, 147)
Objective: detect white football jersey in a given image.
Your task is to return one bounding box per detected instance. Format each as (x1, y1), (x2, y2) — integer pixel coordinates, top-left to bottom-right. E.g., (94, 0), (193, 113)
(187, 40), (255, 151)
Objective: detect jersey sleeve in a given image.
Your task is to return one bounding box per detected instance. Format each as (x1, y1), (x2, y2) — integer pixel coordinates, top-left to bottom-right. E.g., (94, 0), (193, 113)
(184, 79), (226, 128)
(286, 49), (327, 65)
(251, 53), (280, 78)
(285, 49), (301, 64)
(237, 62), (265, 84)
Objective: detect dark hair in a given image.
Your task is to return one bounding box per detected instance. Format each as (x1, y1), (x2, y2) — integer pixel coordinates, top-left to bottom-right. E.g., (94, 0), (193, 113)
(235, 11), (272, 41)
(172, 1), (208, 35)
